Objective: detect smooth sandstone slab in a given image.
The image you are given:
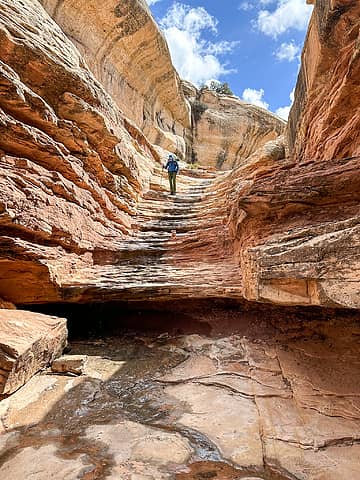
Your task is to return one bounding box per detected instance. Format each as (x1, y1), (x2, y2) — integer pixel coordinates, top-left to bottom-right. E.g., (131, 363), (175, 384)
(166, 383), (263, 468)
(0, 445), (86, 480)
(0, 310), (67, 395)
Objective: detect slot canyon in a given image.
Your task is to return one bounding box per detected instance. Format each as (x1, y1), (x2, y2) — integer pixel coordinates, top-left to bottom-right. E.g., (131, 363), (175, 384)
(0, 1), (359, 479)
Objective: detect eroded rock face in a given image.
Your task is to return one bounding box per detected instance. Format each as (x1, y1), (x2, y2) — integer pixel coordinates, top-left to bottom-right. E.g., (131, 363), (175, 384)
(184, 83), (285, 169)
(0, 0), (159, 303)
(39, 0), (191, 158)
(0, 309), (67, 395)
(224, 0), (360, 308)
(227, 150), (360, 308)
(288, 0), (360, 161)
(0, 0), (358, 311)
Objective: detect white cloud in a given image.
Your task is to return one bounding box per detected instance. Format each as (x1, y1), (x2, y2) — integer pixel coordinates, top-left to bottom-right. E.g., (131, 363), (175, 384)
(159, 3), (239, 85)
(275, 41), (301, 61)
(147, 0), (162, 5)
(256, 0), (313, 37)
(275, 87), (295, 120)
(238, 2), (254, 11)
(242, 88), (269, 109)
(239, 1), (277, 12)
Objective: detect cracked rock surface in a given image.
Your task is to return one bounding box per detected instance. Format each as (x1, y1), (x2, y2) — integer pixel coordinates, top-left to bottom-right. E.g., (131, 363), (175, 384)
(1, 304), (359, 479)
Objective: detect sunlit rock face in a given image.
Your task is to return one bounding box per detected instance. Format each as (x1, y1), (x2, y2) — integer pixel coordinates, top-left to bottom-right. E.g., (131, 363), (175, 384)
(288, 0), (360, 161)
(183, 81), (286, 170)
(39, 0), (192, 159)
(0, 0), (359, 310)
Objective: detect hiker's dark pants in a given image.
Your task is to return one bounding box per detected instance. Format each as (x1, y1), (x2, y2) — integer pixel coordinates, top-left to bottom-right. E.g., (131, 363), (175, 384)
(168, 172), (177, 194)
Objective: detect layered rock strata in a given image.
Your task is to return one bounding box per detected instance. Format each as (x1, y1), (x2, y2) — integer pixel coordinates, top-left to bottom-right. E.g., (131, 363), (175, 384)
(0, 309), (67, 395)
(184, 82), (285, 170)
(288, 0), (360, 160)
(223, 138), (360, 308)
(224, 0), (360, 308)
(39, 0), (191, 158)
(0, 0), (359, 311)
(0, 0), (159, 303)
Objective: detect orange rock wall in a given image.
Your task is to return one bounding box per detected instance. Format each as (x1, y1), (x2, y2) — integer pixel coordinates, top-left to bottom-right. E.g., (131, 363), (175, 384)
(288, 0), (360, 161)
(0, 0), (158, 303)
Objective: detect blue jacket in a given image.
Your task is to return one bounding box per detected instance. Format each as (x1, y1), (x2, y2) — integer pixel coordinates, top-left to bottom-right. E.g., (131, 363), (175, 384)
(164, 158), (179, 173)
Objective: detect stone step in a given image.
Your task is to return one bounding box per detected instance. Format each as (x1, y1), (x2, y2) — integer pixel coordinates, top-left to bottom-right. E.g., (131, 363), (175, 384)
(60, 259), (243, 302)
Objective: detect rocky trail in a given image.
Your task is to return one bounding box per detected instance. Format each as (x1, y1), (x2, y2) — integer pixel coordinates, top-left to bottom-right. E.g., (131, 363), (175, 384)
(60, 167), (243, 302)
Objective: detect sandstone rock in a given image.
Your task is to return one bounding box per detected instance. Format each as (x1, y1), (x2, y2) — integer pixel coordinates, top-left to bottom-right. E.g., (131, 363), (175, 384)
(288, 0), (360, 161)
(39, 0), (191, 158)
(0, 444), (87, 480)
(0, 0), (359, 312)
(186, 86), (285, 169)
(166, 383), (263, 468)
(1, 314), (360, 479)
(0, 0), (157, 303)
(227, 150), (360, 308)
(51, 355), (87, 375)
(0, 310), (67, 394)
(0, 299), (15, 309)
(86, 421), (192, 478)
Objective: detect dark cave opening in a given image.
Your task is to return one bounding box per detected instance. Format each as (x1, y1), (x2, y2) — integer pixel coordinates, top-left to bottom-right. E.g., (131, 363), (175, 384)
(19, 298), (360, 341)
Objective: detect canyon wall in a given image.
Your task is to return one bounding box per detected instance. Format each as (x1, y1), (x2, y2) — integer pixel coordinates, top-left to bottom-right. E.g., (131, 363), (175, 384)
(288, 0), (360, 161)
(39, 0), (192, 159)
(183, 81), (285, 170)
(0, 0), (159, 303)
(0, 0), (359, 310)
(229, 0), (360, 308)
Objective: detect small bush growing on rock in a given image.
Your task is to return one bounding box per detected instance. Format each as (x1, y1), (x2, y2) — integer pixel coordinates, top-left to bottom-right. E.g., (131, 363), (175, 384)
(192, 100), (208, 123)
(201, 80), (234, 96)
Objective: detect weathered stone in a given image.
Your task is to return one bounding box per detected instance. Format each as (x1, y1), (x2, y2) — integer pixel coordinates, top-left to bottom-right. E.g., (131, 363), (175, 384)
(51, 355), (87, 375)
(1, 311), (359, 479)
(187, 86), (285, 169)
(0, 310), (67, 394)
(0, 299), (15, 309)
(166, 383), (264, 468)
(0, 0), (359, 313)
(0, 445), (87, 480)
(39, 0), (191, 158)
(288, 0), (360, 161)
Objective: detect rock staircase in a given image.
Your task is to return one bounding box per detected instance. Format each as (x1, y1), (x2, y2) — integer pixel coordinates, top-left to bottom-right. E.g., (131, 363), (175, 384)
(60, 167), (243, 302)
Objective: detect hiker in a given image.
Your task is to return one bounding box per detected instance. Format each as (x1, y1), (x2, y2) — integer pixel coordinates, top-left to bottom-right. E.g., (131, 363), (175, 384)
(163, 154), (179, 195)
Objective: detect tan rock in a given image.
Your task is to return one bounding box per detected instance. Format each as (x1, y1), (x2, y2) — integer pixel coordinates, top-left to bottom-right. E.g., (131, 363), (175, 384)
(0, 445), (87, 480)
(166, 383), (263, 468)
(187, 87), (285, 169)
(51, 355), (87, 375)
(0, 299), (15, 309)
(0, 310), (67, 394)
(86, 421), (192, 477)
(39, 0), (191, 157)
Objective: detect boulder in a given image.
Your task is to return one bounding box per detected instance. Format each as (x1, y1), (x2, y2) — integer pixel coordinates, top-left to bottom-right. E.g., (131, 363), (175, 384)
(0, 310), (67, 395)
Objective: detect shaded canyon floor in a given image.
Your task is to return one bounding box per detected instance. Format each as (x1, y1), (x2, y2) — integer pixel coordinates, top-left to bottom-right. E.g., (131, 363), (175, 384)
(1, 302), (360, 479)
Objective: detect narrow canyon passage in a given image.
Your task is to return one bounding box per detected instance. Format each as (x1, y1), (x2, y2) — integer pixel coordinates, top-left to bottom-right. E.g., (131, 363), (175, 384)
(1, 301), (360, 480)
(59, 166), (243, 303)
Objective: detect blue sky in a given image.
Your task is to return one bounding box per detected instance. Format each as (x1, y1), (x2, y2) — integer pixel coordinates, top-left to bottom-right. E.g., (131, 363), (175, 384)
(146, 0), (313, 119)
